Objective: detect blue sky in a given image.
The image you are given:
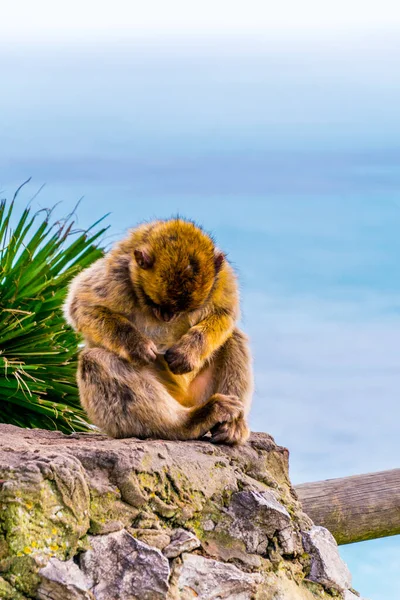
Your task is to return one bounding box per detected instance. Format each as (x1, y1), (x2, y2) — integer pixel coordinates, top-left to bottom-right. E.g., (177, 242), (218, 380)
(2, 26), (400, 599)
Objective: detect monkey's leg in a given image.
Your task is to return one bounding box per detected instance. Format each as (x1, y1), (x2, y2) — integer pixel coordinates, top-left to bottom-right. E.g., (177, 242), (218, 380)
(208, 328), (253, 445)
(78, 347), (243, 440)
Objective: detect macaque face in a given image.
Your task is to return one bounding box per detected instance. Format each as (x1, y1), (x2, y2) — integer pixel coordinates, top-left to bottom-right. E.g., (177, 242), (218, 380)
(132, 221), (224, 321)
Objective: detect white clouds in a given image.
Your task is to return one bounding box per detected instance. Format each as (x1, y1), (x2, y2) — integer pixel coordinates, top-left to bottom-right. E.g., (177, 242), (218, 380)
(2, 0), (400, 42)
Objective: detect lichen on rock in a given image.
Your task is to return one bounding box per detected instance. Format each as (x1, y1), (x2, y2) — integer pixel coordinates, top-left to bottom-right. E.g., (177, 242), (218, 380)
(0, 424), (362, 599)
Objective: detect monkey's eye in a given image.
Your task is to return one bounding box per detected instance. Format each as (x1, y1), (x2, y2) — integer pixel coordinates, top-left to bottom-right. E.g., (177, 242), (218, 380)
(142, 291), (160, 311)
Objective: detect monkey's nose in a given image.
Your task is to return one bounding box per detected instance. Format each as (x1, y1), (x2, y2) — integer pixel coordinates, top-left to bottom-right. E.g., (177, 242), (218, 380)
(153, 306), (177, 322)
(161, 310), (174, 322)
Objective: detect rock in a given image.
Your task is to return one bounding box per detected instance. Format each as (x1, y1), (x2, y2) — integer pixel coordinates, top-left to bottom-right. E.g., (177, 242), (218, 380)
(129, 528), (171, 551)
(302, 526), (352, 591)
(163, 529), (201, 558)
(80, 530), (170, 600)
(0, 424), (359, 600)
(37, 558), (93, 600)
(227, 490), (293, 553)
(202, 520), (215, 531)
(230, 490), (291, 532)
(278, 525), (303, 555)
(262, 573), (332, 600)
(0, 451), (90, 563)
(172, 553), (262, 599)
(201, 489), (302, 565)
(200, 533), (262, 569)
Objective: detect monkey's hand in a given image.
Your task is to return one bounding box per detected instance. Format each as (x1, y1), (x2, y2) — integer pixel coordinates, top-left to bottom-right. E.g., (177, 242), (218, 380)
(71, 302), (158, 366)
(128, 337), (158, 365)
(165, 330), (203, 375)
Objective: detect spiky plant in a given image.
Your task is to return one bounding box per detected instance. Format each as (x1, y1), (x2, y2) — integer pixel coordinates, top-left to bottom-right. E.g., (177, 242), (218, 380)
(0, 192), (108, 432)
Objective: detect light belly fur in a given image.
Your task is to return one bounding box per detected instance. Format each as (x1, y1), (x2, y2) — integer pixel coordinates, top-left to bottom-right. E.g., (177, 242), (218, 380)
(150, 355), (214, 408)
(131, 311), (213, 408)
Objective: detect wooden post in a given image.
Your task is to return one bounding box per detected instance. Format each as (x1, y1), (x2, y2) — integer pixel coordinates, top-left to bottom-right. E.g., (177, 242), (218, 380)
(295, 469), (400, 545)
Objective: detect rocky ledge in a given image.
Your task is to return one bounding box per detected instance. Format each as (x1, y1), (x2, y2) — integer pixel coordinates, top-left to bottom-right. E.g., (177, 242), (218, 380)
(0, 424), (364, 600)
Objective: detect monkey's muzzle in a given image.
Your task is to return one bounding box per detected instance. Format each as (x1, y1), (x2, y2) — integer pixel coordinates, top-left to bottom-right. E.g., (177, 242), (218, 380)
(152, 307), (178, 322)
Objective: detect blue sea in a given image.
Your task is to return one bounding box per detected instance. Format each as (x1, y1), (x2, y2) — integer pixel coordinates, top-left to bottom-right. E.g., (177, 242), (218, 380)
(2, 36), (400, 598)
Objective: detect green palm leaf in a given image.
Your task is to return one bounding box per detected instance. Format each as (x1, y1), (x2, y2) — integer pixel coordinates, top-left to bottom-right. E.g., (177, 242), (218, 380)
(0, 194), (108, 432)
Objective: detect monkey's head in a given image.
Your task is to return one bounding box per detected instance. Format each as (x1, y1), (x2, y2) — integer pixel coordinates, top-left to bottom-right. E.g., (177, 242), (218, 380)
(131, 219), (224, 322)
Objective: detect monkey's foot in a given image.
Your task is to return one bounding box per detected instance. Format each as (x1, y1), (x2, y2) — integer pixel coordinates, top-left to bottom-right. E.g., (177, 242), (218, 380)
(210, 417), (250, 445)
(208, 393), (244, 425)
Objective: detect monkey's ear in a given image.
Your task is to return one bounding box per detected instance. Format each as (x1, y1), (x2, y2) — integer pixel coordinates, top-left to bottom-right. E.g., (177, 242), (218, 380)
(134, 247), (154, 269)
(214, 250), (225, 273)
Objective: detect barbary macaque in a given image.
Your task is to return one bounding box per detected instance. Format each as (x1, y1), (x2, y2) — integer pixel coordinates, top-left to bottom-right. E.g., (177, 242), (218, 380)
(64, 218), (253, 444)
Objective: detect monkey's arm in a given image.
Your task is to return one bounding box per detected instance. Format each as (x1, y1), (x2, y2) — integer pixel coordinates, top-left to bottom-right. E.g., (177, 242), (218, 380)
(165, 266), (239, 375)
(165, 306), (235, 374)
(64, 262), (157, 364)
(71, 303), (158, 364)
(165, 261), (240, 375)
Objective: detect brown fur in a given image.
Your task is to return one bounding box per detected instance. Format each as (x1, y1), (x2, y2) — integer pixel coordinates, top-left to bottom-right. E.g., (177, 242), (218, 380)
(64, 218), (253, 444)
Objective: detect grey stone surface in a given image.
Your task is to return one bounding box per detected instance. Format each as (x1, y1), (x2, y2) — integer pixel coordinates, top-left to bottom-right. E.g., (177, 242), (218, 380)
(226, 490), (298, 555)
(302, 526), (352, 591)
(278, 525), (303, 555)
(202, 519), (215, 531)
(37, 558), (93, 600)
(129, 527), (171, 551)
(80, 530), (170, 600)
(173, 552), (262, 599)
(230, 490), (291, 534)
(163, 529), (201, 558)
(0, 424), (359, 600)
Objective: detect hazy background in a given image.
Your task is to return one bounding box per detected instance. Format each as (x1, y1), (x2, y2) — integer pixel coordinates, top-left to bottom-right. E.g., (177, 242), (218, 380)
(1, 2), (400, 597)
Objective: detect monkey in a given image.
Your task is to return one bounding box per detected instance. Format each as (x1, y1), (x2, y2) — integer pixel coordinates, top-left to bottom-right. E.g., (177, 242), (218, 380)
(63, 218), (253, 445)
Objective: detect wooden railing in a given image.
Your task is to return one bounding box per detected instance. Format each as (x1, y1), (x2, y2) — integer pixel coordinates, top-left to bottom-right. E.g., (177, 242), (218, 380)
(295, 468), (400, 545)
